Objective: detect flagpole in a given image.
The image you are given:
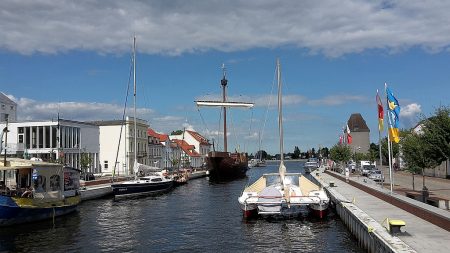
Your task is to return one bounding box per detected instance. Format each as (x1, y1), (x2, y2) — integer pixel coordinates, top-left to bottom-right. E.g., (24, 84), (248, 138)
(384, 83), (393, 194)
(377, 89), (383, 183)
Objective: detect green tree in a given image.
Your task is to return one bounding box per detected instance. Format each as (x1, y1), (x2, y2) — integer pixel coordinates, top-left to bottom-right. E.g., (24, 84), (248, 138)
(401, 131), (439, 194)
(330, 144), (351, 171)
(381, 137), (399, 163)
(352, 152), (366, 166)
(293, 146), (301, 159)
(420, 106), (450, 163)
(171, 130), (183, 135)
(80, 150), (92, 180)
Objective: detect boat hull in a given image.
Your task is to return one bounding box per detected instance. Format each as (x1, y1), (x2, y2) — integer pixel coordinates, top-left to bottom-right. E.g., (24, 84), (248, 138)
(207, 151), (248, 181)
(309, 203), (329, 219)
(0, 195), (80, 226)
(111, 181), (174, 198)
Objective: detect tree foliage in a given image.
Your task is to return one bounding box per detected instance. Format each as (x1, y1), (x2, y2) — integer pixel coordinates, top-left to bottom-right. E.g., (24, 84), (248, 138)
(171, 130), (183, 135)
(400, 106), (449, 184)
(381, 137), (399, 162)
(330, 144), (352, 164)
(420, 106), (450, 163)
(293, 146), (301, 159)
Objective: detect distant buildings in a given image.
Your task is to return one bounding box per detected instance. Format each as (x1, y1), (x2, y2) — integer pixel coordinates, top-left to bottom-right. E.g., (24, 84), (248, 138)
(0, 91), (212, 175)
(347, 113), (370, 154)
(0, 92), (17, 122)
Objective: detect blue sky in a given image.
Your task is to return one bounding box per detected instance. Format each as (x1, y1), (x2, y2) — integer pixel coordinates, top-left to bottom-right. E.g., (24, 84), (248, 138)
(1, 1), (449, 154)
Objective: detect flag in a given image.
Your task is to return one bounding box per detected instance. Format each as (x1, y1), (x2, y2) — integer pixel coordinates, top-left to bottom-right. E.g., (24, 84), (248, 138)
(339, 135), (343, 144)
(376, 90), (384, 131)
(386, 87), (400, 143)
(346, 125), (352, 144)
(347, 133), (352, 144)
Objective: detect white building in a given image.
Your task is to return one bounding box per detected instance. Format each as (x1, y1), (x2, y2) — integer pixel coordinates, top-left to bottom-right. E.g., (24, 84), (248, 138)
(0, 92), (17, 122)
(0, 119), (100, 173)
(95, 117), (149, 176)
(170, 130), (210, 165)
(147, 128), (164, 169)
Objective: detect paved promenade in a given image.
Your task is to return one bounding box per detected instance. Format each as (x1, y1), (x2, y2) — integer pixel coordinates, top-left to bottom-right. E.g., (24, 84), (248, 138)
(316, 169), (450, 253)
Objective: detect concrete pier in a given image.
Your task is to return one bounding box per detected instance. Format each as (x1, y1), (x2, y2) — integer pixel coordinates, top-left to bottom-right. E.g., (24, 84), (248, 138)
(312, 168), (450, 253)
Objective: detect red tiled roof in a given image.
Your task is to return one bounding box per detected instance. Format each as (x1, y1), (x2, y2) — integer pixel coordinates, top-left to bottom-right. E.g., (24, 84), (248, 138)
(147, 128), (169, 142)
(186, 130), (210, 145)
(173, 139), (200, 157)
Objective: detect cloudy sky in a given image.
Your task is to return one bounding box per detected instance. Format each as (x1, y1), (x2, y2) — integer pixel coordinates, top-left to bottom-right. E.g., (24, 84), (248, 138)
(1, 0), (449, 154)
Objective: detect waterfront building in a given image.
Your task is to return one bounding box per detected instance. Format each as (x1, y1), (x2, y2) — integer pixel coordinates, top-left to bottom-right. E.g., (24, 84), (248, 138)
(147, 128), (164, 169)
(0, 119), (100, 173)
(0, 92), (16, 122)
(172, 139), (202, 168)
(94, 117), (149, 176)
(347, 113), (370, 154)
(170, 130), (210, 166)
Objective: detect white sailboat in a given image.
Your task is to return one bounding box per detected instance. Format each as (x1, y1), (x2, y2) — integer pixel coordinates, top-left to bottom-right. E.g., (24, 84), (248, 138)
(111, 37), (173, 199)
(238, 59), (329, 218)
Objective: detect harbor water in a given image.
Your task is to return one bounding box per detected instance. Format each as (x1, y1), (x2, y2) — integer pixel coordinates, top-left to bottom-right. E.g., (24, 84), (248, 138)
(0, 161), (363, 252)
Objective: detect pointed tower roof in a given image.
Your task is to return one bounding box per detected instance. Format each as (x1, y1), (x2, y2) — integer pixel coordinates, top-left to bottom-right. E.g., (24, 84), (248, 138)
(347, 113), (370, 132)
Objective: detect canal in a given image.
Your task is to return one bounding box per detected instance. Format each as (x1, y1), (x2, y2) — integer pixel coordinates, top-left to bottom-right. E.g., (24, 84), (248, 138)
(0, 160), (363, 252)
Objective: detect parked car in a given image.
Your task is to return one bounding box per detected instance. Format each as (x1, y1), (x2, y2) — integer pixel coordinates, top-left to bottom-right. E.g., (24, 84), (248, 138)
(368, 170), (384, 182)
(361, 165), (376, 176)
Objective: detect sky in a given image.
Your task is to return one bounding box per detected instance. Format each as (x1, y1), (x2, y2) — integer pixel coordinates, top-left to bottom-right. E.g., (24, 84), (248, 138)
(1, 0), (449, 154)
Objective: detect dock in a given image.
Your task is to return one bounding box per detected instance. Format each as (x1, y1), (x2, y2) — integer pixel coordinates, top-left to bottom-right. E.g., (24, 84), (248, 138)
(312, 167), (450, 253)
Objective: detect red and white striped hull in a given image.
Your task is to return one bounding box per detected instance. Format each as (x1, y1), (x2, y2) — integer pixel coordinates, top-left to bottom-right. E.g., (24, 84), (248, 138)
(309, 203), (329, 219)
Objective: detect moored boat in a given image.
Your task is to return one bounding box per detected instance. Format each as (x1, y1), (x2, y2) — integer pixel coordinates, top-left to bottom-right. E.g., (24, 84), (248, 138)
(238, 59), (329, 219)
(111, 38), (174, 199)
(0, 158), (81, 226)
(195, 65), (254, 181)
(111, 163), (173, 198)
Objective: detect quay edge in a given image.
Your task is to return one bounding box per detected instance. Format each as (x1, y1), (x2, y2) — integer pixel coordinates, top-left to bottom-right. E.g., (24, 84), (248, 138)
(311, 169), (416, 253)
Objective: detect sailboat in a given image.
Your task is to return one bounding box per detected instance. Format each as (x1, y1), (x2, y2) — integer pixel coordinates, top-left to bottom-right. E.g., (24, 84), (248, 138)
(238, 59), (329, 218)
(111, 37), (173, 198)
(249, 135), (266, 168)
(195, 65), (254, 181)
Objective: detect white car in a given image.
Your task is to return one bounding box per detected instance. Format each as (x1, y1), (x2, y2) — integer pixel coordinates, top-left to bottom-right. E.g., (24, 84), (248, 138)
(361, 165), (376, 176)
(368, 170), (384, 182)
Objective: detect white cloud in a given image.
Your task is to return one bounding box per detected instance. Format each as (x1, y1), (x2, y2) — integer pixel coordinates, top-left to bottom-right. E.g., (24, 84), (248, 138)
(308, 94), (367, 106)
(400, 103), (421, 118)
(8, 95), (154, 121)
(1, 1), (450, 56)
(400, 103), (422, 127)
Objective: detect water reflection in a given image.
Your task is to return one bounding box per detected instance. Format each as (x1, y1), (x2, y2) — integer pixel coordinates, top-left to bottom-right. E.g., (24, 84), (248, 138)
(0, 160), (363, 252)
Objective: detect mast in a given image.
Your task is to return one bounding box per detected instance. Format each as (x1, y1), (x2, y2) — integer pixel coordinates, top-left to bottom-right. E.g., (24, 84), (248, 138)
(277, 58), (286, 187)
(133, 36), (138, 179)
(277, 59), (284, 162)
(221, 64), (228, 152)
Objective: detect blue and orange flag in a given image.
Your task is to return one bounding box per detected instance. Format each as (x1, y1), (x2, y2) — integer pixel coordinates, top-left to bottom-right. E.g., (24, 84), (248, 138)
(386, 86), (400, 143)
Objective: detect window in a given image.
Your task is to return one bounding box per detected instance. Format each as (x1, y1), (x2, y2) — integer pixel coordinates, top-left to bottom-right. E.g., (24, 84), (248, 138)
(104, 161), (108, 169)
(1, 104), (4, 110)
(18, 135), (24, 143)
(10, 105), (14, 110)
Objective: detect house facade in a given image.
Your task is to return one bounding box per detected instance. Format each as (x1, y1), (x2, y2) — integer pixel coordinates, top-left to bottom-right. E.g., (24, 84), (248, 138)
(170, 130), (210, 166)
(95, 117), (149, 176)
(147, 128), (164, 169)
(0, 119), (100, 173)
